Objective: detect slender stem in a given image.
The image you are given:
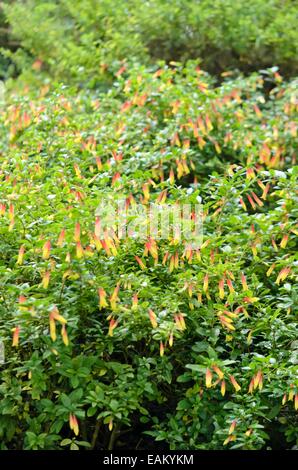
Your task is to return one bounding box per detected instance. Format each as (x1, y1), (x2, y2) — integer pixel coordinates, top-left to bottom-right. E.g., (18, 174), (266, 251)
(108, 424), (119, 450)
(90, 421), (101, 450)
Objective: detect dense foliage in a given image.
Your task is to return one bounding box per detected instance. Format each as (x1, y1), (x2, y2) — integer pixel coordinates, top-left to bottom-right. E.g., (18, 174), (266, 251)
(0, 63), (297, 450)
(1, 0), (298, 84)
(0, 0), (297, 452)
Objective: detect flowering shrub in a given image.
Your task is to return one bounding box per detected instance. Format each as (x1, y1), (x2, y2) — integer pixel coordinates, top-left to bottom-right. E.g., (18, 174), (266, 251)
(2, 0), (298, 85)
(0, 63), (297, 449)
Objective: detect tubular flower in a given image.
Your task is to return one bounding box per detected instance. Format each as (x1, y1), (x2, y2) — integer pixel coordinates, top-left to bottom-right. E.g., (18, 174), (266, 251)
(69, 414), (79, 436)
(12, 326), (20, 347)
(74, 222), (81, 242)
(108, 317), (118, 337)
(266, 263), (276, 277)
(57, 229), (66, 247)
(218, 278), (225, 299)
(42, 240), (51, 259)
(203, 274), (209, 293)
(212, 364), (224, 380)
(280, 234), (289, 248)
(239, 197), (247, 211)
(241, 273), (248, 291)
(226, 278), (235, 294)
(276, 267), (291, 285)
(132, 293), (138, 310)
(42, 270), (50, 289)
(148, 309), (158, 328)
(51, 306), (67, 324)
(229, 375), (241, 392)
(17, 245), (25, 265)
(229, 420), (237, 435)
(135, 256), (146, 270)
(110, 283), (120, 310)
(221, 380), (226, 396)
(205, 368), (213, 388)
(76, 241), (84, 258)
(61, 324), (69, 346)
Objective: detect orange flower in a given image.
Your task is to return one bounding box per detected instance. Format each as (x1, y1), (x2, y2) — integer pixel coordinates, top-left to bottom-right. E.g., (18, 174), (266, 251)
(98, 287), (108, 309)
(229, 420), (237, 435)
(74, 163), (82, 178)
(218, 278), (225, 299)
(57, 229), (66, 247)
(203, 274), (209, 293)
(42, 240), (51, 259)
(239, 197), (247, 211)
(145, 238), (158, 260)
(251, 191), (264, 207)
(261, 183), (270, 200)
(243, 296), (259, 304)
(95, 217), (101, 238)
(247, 194), (256, 210)
(132, 293), (138, 310)
(253, 104), (262, 118)
(76, 241), (84, 259)
(149, 309), (158, 329)
(69, 414), (79, 436)
(226, 278), (235, 294)
(17, 245), (25, 265)
(205, 114), (213, 131)
(135, 256), (146, 270)
(61, 324), (69, 346)
(177, 313), (186, 330)
(108, 317), (118, 337)
(229, 375), (241, 392)
(246, 167), (256, 180)
(0, 202), (6, 215)
(169, 255), (175, 273)
(74, 222), (81, 242)
(266, 263), (275, 277)
(42, 270), (50, 289)
(96, 157), (102, 171)
(49, 315), (56, 342)
(276, 267), (291, 285)
(110, 283), (120, 310)
(9, 203), (14, 220)
(223, 434), (236, 446)
(221, 380), (226, 396)
(12, 326), (20, 347)
(248, 378), (254, 394)
(271, 238), (278, 251)
(212, 364), (224, 380)
(241, 273), (248, 291)
(169, 168), (175, 184)
(254, 370), (263, 390)
(280, 234), (289, 248)
(205, 368), (213, 388)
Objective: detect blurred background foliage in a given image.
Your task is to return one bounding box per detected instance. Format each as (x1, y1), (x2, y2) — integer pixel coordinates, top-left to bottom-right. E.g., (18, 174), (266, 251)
(0, 0), (297, 86)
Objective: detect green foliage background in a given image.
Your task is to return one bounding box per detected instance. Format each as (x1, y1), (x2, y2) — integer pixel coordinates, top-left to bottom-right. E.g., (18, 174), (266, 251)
(0, 0), (297, 451)
(1, 0), (298, 84)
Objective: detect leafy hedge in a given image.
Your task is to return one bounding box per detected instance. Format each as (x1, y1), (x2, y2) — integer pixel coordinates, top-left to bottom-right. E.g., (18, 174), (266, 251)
(0, 63), (297, 449)
(1, 0), (298, 85)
